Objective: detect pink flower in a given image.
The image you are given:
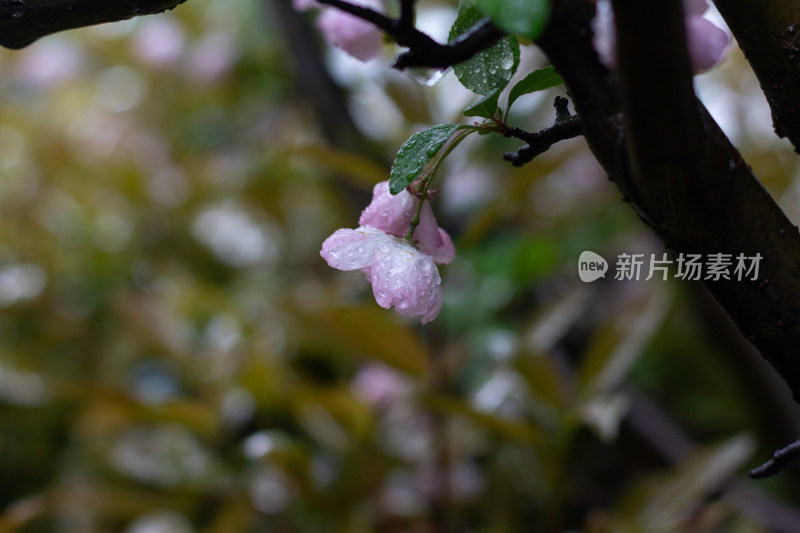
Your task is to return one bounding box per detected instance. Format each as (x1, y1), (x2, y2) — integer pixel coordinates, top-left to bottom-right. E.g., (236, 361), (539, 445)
(359, 181), (455, 264)
(316, 8), (382, 62)
(351, 363), (413, 407)
(320, 181), (454, 323)
(592, 0), (730, 72)
(321, 227), (443, 323)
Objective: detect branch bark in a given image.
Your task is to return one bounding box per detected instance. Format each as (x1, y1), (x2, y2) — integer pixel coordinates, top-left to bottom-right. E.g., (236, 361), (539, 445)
(0, 0), (187, 49)
(713, 0), (800, 153)
(536, 0), (800, 402)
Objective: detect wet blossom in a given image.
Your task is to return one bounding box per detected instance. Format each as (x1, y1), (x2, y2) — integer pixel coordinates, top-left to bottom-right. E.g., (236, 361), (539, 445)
(320, 181), (454, 323)
(592, 0), (730, 72)
(359, 181), (454, 264)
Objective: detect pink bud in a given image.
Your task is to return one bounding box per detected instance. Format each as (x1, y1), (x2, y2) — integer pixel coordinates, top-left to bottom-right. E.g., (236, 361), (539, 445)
(359, 181), (455, 264)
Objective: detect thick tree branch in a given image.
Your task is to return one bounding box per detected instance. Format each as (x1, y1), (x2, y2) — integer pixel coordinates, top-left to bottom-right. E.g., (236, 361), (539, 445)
(713, 0), (800, 153)
(0, 0), (187, 49)
(536, 0), (800, 406)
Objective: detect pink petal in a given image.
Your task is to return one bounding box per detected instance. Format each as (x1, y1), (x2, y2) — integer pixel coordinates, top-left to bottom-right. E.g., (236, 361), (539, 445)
(413, 202), (455, 264)
(687, 16), (730, 72)
(316, 9), (382, 62)
(320, 227), (392, 271)
(370, 239), (443, 323)
(359, 181), (416, 237)
(361, 181), (455, 264)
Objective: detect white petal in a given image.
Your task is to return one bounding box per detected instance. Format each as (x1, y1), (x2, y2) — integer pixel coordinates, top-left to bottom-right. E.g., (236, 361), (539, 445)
(320, 227), (393, 271)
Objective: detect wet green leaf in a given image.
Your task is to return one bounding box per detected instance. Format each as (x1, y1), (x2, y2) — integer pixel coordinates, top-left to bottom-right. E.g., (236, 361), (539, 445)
(389, 124), (461, 194)
(464, 88), (502, 119)
(449, 2), (519, 96)
(507, 66), (563, 112)
(476, 0), (550, 39)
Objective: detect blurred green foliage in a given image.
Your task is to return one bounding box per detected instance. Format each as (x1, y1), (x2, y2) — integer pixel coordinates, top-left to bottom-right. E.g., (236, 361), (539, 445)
(0, 1), (798, 532)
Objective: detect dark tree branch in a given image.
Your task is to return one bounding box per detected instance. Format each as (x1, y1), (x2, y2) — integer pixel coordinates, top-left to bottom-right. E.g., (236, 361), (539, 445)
(398, 0), (415, 32)
(536, 0), (800, 406)
(503, 96), (583, 167)
(270, 0), (372, 153)
(750, 440), (800, 478)
(315, 0), (504, 70)
(713, 0), (800, 153)
(0, 0), (187, 49)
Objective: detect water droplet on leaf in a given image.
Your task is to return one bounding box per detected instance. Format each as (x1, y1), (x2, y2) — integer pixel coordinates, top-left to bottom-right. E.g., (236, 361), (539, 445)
(406, 66), (449, 87)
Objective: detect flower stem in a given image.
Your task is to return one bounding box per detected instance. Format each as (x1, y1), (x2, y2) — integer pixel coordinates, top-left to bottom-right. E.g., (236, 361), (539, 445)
(404, 126), (476, 240)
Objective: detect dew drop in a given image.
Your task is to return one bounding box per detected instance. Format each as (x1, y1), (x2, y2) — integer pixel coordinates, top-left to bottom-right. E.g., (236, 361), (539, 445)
(406, 66), (450, 87)
(10, 0), (25, 18)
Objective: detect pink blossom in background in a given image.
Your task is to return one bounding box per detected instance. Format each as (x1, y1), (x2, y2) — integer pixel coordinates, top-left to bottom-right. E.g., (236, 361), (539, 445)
(320, 181), (454, 323)
(315, 8), (382, 62)
(351, 364), (412, 407)
(592, 0), (730, 72)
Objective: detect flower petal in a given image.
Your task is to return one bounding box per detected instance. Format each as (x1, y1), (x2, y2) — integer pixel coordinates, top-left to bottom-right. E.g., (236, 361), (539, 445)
(369, 239), (443, 323)
(320, 227), (392, 271)
(687, 16), (730, 72)
(413, 201), (455, 264)
(359, 181), (416, 236)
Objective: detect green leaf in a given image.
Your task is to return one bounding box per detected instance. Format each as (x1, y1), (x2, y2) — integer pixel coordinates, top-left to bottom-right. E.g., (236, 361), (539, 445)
(464, 88), (501, 119)
(476, 0), (550, 39)
(317, 305), (430, 377)
(575, 285), (669, 399)
(424, 394), (546, 448)
(615, 435), (754, 530)
(448, 2), (520, 96)
(389, 124), (461, 194)
(507, 66), (563, 113)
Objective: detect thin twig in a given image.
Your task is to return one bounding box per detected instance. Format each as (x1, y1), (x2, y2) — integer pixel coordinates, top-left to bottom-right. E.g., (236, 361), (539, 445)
(315, 0), (504, 69)
(750, 440), (800, 478)
(503, 96), (584, 167)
